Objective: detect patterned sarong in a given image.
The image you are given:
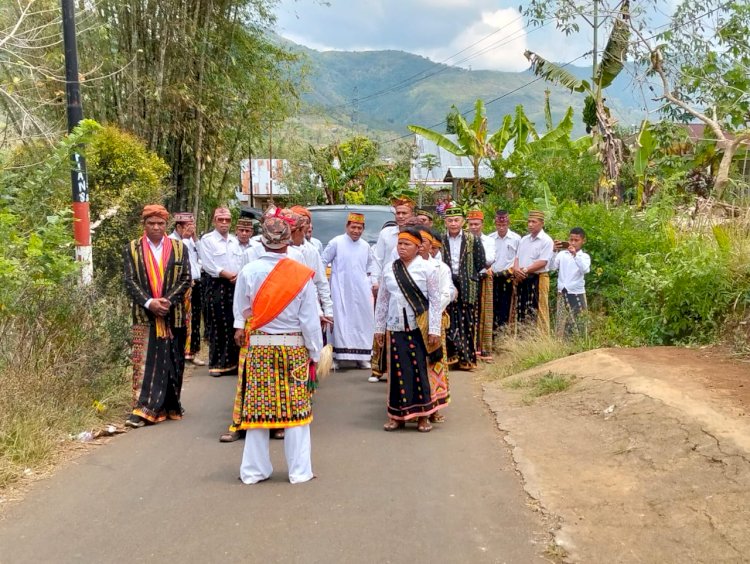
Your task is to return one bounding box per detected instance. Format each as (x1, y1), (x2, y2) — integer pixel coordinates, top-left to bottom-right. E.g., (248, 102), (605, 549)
(492, 272), (515, 332)
(476, 274), (494, 354)
(446, 300), (476, 368)
(555, 289), (588, 338)
(428, 313), (451, 406)
(515, 273), (550, 334)
(205, 277), (239, 376)
(385, 329), (443, 421)
(230, 326), (313, 431)
(130, 323), (184, 423)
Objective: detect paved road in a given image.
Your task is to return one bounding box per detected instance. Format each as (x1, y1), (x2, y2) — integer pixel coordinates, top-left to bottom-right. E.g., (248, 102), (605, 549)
(0, 366), (546, 563)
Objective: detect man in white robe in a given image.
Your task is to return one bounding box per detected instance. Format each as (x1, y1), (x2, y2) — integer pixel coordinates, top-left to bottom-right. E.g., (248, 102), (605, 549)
(321, 212), (375, 371)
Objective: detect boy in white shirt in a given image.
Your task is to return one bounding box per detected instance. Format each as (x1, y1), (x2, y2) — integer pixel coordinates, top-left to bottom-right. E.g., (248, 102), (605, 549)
(551, 227), (591, 338)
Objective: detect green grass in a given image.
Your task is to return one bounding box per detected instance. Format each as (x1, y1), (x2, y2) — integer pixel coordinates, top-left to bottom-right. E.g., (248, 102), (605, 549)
(529, 372), (575, 397)
(0, 289), (132, 488)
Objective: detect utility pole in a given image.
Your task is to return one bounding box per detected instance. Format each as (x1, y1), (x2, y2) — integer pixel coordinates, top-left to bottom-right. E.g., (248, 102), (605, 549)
(61, 0), (92, 285)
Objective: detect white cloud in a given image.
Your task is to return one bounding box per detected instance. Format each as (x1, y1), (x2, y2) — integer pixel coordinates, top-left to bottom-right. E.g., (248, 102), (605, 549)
(420, 8), (530, 72)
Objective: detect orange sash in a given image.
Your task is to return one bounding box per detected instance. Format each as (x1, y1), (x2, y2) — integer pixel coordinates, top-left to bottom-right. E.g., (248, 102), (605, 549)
(249, 258), (314, 330)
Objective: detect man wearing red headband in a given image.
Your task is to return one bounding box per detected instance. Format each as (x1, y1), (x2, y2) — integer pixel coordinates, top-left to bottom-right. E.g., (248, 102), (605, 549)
(321, 211), (376, 372)
(123, 204), (191, 428)
(466, 209), (496, 361)
(199, 207), (244, 377)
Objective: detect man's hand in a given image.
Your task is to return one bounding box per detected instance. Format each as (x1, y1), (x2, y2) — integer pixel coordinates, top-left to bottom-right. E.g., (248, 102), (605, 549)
(553, 240), (564, 252)
(320, 315), (334, 330)
(568, 246), (577, 257)
(514, 268), (527, 281)
(375, 332), (384, 347)
(234, 328), (245, 347)
(222, 270), (238, 284)
(371, 283), (379, 299)
(148, 299), (170, 317)
(427, 334), (440, 348)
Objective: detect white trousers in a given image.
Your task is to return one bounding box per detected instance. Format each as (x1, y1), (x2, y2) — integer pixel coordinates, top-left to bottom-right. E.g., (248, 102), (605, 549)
(239, 425), (313, 484)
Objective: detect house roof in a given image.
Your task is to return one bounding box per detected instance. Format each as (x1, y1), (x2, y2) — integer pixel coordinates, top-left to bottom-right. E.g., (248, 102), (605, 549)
(410, 133), (493, 184)
(443, 166), (494, 180)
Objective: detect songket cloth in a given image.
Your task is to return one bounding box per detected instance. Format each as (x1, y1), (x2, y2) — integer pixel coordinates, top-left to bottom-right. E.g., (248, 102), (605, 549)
(555, 289), (588, 339)
(446, 301), (476, 367)
(205, 277), (240, 375)
(185, 279), (202, 358)
(476, 274), (494, 355)
(230, 327), (313, 431)
(130, 323), (184, 423)
(515, 273), (550, 334)
(428, 313), (451, 406)
(492, 271), (515, 332)
(385, 329), (443, 421)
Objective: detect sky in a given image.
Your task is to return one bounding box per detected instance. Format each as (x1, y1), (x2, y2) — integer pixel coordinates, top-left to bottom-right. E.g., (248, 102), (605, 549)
(274, 0), (594, 72)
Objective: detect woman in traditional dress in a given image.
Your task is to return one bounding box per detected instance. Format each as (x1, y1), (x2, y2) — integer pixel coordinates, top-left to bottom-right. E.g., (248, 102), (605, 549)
(374, 228), (443, 433)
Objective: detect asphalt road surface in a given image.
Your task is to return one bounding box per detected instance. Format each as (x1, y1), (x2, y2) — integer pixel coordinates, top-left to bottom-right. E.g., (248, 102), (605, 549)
(0, 366), (546, 563)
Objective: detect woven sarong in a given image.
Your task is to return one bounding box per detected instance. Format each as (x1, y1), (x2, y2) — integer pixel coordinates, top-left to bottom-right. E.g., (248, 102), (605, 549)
(385, 329), (444, 421)
(230, 326), (313, 431)
(205, 277), (239, 375)
(476, 274), (494, 354)
(130, 323), (184, 423)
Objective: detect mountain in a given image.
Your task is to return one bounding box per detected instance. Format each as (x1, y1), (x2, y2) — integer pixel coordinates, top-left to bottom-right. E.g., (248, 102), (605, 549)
(286, 40), (651, 143)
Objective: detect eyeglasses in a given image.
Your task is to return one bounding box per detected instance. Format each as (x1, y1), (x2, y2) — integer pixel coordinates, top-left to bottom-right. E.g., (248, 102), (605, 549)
(215, 218), (232, 223)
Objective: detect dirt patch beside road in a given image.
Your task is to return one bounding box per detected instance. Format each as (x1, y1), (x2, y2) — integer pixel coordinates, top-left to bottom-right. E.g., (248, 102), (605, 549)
(483, 346), (750, 563)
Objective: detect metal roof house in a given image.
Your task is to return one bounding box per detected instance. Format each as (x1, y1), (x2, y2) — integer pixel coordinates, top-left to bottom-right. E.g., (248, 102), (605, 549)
(410, 133), (494, 197)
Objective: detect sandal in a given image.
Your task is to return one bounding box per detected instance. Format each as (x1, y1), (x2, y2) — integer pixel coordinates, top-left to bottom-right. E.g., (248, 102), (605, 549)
(429, 412), (446, 424)
(383, 419), (405, 432)
(417, 417), (433, 433)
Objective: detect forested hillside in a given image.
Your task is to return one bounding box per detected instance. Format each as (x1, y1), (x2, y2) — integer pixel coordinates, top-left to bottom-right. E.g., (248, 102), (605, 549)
(288, 41), (649, 137)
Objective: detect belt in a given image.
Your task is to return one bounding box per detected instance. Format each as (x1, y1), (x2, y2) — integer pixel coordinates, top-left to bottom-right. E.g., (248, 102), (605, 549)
(249, 334), (305, 347)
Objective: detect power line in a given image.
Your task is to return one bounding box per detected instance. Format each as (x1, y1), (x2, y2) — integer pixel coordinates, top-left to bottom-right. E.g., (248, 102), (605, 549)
(326, 15), (542, 111)
(380, 51), (592, 146)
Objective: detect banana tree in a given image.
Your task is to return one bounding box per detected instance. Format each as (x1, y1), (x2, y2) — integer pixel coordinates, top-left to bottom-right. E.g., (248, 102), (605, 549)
(524, 0), (630, 200)
(408, 99), (504, 197)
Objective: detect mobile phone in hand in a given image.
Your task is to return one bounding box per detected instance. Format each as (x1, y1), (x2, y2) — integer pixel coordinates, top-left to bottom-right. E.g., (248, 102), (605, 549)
(559, 241), (570, 249)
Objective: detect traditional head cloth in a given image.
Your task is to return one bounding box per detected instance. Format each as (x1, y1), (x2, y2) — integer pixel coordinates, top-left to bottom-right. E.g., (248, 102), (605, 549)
(261, 216), (291, 249)
(415, 209), (434, 220)
(495, 209), (509, 219)
(391, 196), (416, 209)
(398, 231), (422, 246)
(347, 212), (365, 224)
(142, 204), (169, 221)
(444, 205), (464, 218)
(173, 211), (194, 224)
(528, 210), (545, 221)
(431, 232), (443, 248)
(236, 217), (254, 229)
(418, 228), (434, 245)
(467, 209), (484, 220)
(291, 206), (312, 221)
(213, 207), (231, 220)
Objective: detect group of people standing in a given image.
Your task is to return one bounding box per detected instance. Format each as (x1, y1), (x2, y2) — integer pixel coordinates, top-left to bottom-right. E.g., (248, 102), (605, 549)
(123, 198), (590, 484)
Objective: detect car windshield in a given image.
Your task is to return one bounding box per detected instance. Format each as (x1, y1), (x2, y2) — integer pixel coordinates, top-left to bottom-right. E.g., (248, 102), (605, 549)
(309, 208), (394, 248)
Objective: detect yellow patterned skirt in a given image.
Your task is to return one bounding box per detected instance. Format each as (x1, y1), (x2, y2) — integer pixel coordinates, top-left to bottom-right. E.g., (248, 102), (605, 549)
(230, 325), (312, 431)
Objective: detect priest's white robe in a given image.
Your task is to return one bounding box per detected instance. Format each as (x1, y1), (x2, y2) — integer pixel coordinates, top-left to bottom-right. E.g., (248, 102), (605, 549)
(321, 234), (376, 362)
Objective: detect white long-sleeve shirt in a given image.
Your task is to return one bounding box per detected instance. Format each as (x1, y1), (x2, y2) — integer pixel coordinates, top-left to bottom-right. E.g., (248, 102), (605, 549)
(374, 256), (441, 336)
(488, 229), (521, 272)
(551, 249), (591, 294)
(371, 225), (399, 285)
(479, 233), (495, 266)
(430, 256), (456, 311)
(169, 231), (201, 280)
(199, 229), (243, 277)
(232, 251), (323, 361)
(516, 229), (554, 273)
(292, 240), (334, 318)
